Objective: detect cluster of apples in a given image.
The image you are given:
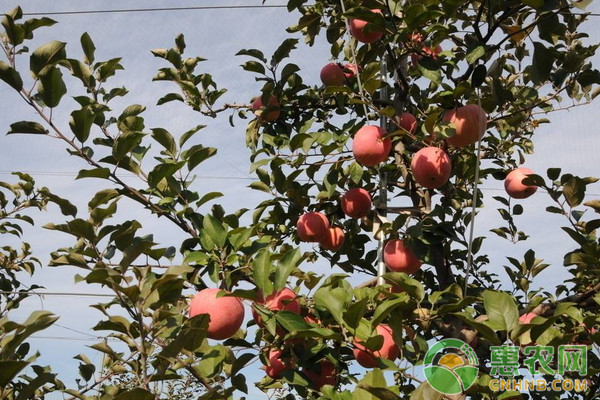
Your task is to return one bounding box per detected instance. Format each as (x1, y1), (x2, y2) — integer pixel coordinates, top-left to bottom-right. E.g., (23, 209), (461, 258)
(296, 187), (373, 249)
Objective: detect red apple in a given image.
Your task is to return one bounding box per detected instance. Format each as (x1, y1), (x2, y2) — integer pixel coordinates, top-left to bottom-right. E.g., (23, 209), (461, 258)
(353, 324), (399, 368)
(349, 9), (384, 44)
(383, 239), (422, 274)
(399, 112), (417, 134)
(253, 288), (302, 329)
(189, 288), (245, 340)
(411, 44), (442, 67)
(252, 95), (280, 122)
(518, 313), (537, 324)
(341, 188), (372, 219)
(410, 146), (452, 189)
(504, 167), (538, 199)
(352, 125), (392, 167)
(320, 63), (345, 86)
(442, 104), (487, 148)
(259, 288), (301, 314)
(297, 212), (330, 242)
(343, 63), (362, 79)
(264, 349), (292, 379)
(303, 360), (337, 389)
(320, 226), (345, 251)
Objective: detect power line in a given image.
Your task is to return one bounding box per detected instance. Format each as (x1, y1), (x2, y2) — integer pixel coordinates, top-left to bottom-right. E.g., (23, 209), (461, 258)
(0, 290), (114, 298)
(18, 5), (600, 18)
(21, 4), (290, 17)
(29, 335), (120, 342)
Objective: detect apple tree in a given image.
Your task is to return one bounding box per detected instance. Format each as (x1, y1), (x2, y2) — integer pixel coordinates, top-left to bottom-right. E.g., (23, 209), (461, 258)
(1, 0), (600, 399)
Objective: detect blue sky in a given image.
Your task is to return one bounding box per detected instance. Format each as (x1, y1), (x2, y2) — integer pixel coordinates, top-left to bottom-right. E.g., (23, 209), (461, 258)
(1, 0), (600, 397)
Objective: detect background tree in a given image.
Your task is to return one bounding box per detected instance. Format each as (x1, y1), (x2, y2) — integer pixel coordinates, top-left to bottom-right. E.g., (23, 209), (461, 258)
(1, 1), (600, 399)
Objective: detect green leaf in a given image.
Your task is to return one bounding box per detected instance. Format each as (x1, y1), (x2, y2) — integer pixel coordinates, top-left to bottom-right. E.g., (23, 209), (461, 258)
(275, 310), (311, 333)
(410, 382), (443, 400)
(343, 297), (369, 330)
(23, 17), (57, 38)
(314, 286), (350, 325)
(151, 128), (177, 154)
(147, 162), (184, 188)
(235, 48), (267, 63)
(69, 107), (95, 142)
(179, 124), (206, 147)
(184, 145), (217, 171)
(483, 290), (519, 332)
(271, 38), (298, 66)
(531, 42), (553, 85)
(274, 248), (301, 291)
(114, 388), (155, 400)
(252, 249), (273, 296)
(466, 45), (486, 65)
(40, 188), (78, 216)
(522, 0), (544, 8)
(0, 60), (23, 91)
(157, 92), (184, 105)
(0, 361), (29, 386)
(355, 369), (392, 400)
(563, 176), (586, 207)
(584, 199), (600, 213)
(80, 32), (95, 64)
(7, 121), (48, 135)
(76, 168), (110, 180)
(197, 192), (224, 208)
(417, 59), (442, 84)
(1, 14), (24, 46)
(30, 40), (67, 77)
(89, 189), (119, 208)
(203, 214), (226, 248)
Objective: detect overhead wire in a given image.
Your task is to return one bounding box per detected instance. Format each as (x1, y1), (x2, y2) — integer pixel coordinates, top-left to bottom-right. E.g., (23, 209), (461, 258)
(21, 4), (291, 17)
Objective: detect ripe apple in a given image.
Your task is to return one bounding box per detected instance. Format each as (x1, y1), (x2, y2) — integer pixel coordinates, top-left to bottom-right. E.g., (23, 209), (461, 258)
(410, 146), (452, 189)
(258, 288), (301, 315)
(297, 212), (330, 242)
(253, 288), (301, 329)
(264, 349), (292, 379)
(349, 9), (383, 44)
(252, 95), (280, 122)
(442, 104), (487, 148)
(399, 112), (417, 134)
(341, 188), (372, 219)
(504, 167), (538, 199)
(303, 360), (337, 389)
(343, 63), (362, 79)
(383, 239), (422, 274)
(352, 324), (399, 368)
(320, 226), (345, 251)
(352, 125), (392, 167)
(518, 312), (537, 324)
(411, 44), (442, 67)
(320, 63), (345, 86)
(189, 288), (245, 340)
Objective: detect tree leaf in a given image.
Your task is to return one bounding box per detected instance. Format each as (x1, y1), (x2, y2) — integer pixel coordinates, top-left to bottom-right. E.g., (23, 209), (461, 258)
(69, 107), (95, 142)
(0, 60), (23, 91)
(0, 361), (29, 387)
(530, 42), (553, 84)
(80, 32), (95, 64)
(76, 168), (110, 180)
(252, 249), (273, 296)
(274, 248), (301, 291)
(30, 40), (67, 77)
(203, 214), (227, 248)
(483, 290), (519, 332)
(466, 45), (486, 65)
(7, 121), (48, 135)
